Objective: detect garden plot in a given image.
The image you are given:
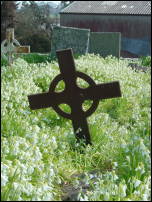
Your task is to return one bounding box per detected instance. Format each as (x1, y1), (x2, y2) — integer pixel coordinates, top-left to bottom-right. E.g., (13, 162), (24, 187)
(1, 54), (151, 201)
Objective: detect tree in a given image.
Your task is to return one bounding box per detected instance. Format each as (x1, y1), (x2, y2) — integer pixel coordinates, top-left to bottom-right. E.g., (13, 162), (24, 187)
(61, 1), (74, 8)
(1, 1), (18, 42)
(15, 1), (58, 52)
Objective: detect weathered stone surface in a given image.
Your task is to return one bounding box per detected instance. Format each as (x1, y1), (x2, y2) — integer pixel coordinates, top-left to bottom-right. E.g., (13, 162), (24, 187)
(61, 170), (100, 201)
(1, 28), (30, 65)
(51, 26), (90, 56)
(15, 46), (30, 53)
(89, 32), (121, 58)
(128, 63), (151, 73)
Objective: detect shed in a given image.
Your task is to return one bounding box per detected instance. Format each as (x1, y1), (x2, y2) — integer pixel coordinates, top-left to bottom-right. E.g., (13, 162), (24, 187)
(60, 1), (151, 58)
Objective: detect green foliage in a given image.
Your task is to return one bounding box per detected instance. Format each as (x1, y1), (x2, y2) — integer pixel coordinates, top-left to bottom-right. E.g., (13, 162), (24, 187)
(1, 55), (151, 201)
(19, 53), (52, 64)
(140, 56), (151, 67)
(15, 2), (59, 53)
(20, 33), (51, 53)
(1, 57), (8, 66)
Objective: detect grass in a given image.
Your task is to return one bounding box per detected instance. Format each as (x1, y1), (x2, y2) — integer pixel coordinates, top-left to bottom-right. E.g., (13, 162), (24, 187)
(1, 54), (151, 201)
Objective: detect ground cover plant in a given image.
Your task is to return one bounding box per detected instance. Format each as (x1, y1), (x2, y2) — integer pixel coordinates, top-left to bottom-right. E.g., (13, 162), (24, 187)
(140, 56), (151, 67)
(1, 54), (151, 201)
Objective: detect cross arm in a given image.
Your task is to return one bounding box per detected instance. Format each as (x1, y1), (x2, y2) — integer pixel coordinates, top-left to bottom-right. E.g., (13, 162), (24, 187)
(28, 91), (67, 110)
(82, 81), (121, 100)
(28, 92), (53, 110)
(15, 46), (30, 53)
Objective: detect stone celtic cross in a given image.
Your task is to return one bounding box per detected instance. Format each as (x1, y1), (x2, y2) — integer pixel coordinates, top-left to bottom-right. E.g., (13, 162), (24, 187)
(1, 28), (30, 65)
(28, 49), (121, 145)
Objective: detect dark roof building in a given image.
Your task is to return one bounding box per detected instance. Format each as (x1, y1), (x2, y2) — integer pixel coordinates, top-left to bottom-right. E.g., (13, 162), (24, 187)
(60, 1), (151, 57)
(61, 1), (151, 15)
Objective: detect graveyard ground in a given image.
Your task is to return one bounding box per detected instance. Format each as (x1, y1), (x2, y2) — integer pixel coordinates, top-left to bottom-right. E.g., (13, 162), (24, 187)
(1, 54), (151, 201)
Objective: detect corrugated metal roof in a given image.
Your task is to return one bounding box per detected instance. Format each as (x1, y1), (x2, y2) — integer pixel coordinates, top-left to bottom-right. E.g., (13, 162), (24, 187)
(60, 1), (151, 15)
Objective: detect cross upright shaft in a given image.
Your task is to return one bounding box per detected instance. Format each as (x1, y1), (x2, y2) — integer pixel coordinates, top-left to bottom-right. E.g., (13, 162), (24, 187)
(56, 49), (92, 144)
(28, 48), (121, 145)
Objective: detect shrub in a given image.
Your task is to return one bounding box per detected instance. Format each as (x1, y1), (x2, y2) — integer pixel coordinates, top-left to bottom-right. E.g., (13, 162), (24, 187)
(19, 53), (52, 64)
(140, 56), (151, 67)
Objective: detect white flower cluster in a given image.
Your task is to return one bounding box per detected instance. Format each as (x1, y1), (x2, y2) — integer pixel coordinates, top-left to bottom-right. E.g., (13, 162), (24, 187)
(1, 55), (150, 201)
